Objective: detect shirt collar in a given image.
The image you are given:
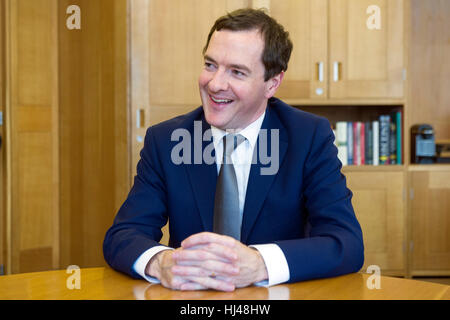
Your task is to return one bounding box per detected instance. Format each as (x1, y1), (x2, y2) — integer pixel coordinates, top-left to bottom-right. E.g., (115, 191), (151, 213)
(210, 110), (266, 150)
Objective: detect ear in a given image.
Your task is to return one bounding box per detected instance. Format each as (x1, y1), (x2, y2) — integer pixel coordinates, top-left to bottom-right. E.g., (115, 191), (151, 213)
(264, 71), (285, 99)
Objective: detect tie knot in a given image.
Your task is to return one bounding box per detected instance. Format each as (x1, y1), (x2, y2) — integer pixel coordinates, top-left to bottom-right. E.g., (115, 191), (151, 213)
(223, 133), (245, 157)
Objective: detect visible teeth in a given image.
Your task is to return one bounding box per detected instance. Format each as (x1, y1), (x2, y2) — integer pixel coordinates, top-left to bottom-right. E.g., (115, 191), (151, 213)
(211, 96), (232, 103)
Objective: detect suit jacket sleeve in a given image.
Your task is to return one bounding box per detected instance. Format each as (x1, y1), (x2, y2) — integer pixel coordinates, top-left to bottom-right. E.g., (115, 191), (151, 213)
(274, 118), (364, 283)
(103, 127), (169, 279)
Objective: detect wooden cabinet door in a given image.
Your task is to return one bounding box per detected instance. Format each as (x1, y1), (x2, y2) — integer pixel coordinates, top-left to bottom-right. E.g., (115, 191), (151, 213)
(410, 170), (450, 275)
(148, 0), (248, 107)
(329, 0), (404, 99)
(345, 171), (405, 274)
(0, 0), (5, 275)
(270, 0), (328, 100)
(6, 0), (59, 273)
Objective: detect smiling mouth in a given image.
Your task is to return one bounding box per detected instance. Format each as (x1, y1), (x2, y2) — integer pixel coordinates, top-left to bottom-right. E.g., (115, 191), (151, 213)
(209, 95), (234, 105)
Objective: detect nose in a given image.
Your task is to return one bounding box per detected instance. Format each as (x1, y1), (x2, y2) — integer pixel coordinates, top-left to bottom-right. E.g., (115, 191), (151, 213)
(208, 69), (229, 92)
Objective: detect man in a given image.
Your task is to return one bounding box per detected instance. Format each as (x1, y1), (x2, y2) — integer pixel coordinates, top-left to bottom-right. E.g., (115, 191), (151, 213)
(103, 8), (364, 292)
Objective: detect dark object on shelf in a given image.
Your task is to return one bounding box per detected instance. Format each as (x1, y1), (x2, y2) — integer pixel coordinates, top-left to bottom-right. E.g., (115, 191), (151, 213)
(436, 141), (450, 163)
(411, 124), (436, 164)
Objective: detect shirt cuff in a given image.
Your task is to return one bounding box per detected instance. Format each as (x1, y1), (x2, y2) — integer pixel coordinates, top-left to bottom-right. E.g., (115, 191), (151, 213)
(250, 243), (290, 287)
(132, 245), (174, 283)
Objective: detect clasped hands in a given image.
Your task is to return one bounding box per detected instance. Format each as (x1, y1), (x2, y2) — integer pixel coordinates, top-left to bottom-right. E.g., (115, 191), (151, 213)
(146, 232), (268, 292)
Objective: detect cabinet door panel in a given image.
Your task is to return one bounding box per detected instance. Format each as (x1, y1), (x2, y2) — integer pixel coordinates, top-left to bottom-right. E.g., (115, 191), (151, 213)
(345, 171), (405, 273)
(270, 0), (328, 100)
(329, 0), (404, 99)
(149, 0), (248, 106)
(8, 0), (59, 273)
(410, 171), (450, 273)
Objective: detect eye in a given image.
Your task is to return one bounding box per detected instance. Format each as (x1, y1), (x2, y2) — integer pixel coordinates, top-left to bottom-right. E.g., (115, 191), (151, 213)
(232, 69), (245, 77)
(204, 62), (216, 70)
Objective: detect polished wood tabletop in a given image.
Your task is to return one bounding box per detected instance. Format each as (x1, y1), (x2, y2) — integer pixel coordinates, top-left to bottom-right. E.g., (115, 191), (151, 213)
(0, 267), (448, 300)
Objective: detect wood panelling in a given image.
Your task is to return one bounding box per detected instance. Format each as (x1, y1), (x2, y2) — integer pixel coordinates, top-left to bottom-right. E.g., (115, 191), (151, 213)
(345, 171), (405, 273)
(148, 0), (249, 107)
(410, 170), (450, 273)
(59, 0), (130, 269)
(329, 0), (404, 99)
(0, 0), (5, 273)
(7, 0), (59, 273)
(407, 0), (450, 141)
(270, 0), (328, 100)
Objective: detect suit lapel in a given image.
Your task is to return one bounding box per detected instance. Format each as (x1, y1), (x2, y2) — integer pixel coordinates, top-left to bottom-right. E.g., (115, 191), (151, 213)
(184, 115), (217, 232)
(241, 105), (288, 243)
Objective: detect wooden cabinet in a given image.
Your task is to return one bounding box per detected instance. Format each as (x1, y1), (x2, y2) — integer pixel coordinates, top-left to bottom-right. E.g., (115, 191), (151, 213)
(329, 0), (404, 99)
(344, 169), (406, 275)
(269, 0), (328, 100)
(409, 167), (450, 276)
(269, 0), (405, 102)
(148, 0), (249, 107)
(1, 0), (130, 274)
(0, 0), (447, 279)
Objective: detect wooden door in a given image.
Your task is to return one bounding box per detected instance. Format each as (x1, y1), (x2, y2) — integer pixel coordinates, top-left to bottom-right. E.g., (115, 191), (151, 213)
(345, 170), (406, 275)
(0, 0), (5, 275)
(269, 0), (328, 101)
(6, 0), (60, 274)
(58, 0), (130, 269)
(410, 169), (450, 275)
(329, 0), (404, 99)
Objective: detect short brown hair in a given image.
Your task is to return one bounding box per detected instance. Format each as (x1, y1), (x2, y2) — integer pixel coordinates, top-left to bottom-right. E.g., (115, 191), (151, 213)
(203, 8), (293, 81)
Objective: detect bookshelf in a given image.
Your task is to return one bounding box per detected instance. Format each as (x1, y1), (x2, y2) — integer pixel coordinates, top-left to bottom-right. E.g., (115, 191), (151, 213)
(297, 104), (404, 167)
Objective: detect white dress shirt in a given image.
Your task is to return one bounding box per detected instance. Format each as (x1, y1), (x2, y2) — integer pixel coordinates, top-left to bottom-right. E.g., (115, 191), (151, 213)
(133, 111), (290, 286)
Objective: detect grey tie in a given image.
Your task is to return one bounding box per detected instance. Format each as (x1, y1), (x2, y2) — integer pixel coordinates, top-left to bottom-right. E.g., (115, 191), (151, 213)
(213, 133), (245, 240)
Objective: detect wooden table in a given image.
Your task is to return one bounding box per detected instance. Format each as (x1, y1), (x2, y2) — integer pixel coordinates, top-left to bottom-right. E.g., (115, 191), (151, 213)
(0, 267), (449, 300)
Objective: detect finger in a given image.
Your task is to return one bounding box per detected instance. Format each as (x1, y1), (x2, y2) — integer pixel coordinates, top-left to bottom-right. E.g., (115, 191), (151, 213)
(197, 242), (238, 262)
(161, 275), (190, 290)
(184, 276), (235, 292)
(172, 263), (239, 277)
(180, 282), (208, 291)
(181, 232), (236, 249)
(173, 247), (237, 263)
(172, 265), (211, 277)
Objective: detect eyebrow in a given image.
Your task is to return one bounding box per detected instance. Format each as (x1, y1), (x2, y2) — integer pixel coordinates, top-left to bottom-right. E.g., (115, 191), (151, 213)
(204, 55), (252, 74)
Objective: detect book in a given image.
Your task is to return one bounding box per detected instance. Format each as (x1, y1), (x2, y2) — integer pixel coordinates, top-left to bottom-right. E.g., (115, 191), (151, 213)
(365, 121), (373, 165)
(396, 110), (402, 164)
(379, 115), (390, 164)
(353, 122), (365, 165)
(336, 121), (348, 166)
(360, 122), (365, 165)
(347, 122), (354, 165)
(353, 122), (360, 165)
(372, 120), (379, 166)
(389, 112), (397, 164)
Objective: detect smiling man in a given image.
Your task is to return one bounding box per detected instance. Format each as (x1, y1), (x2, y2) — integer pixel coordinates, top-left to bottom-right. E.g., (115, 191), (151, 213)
(103, 8), (364, 292)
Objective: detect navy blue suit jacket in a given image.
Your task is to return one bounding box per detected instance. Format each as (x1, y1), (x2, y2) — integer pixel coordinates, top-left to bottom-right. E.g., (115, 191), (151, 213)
(103, 97), (364, 283)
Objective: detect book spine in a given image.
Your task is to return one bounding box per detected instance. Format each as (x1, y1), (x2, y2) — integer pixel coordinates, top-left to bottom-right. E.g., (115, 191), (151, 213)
(389, 112), (397, 164)
(336, 121), (348, 166)
(354, 122), (360, 165)
(360, 122), (365, 165)
(372, 120), (379, 166)
(396, 111), (402, 164)
(366, 121), (373, 165)
(347, 122), (353, 165)
(379, 115), (390, 164)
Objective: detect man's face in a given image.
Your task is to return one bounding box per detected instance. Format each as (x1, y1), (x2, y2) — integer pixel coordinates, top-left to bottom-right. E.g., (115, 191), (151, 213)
(199, 29), (280, 130)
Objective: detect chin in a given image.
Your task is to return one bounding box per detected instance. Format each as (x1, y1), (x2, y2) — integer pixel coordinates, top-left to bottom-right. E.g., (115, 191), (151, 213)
(204, 114), (227, 129)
